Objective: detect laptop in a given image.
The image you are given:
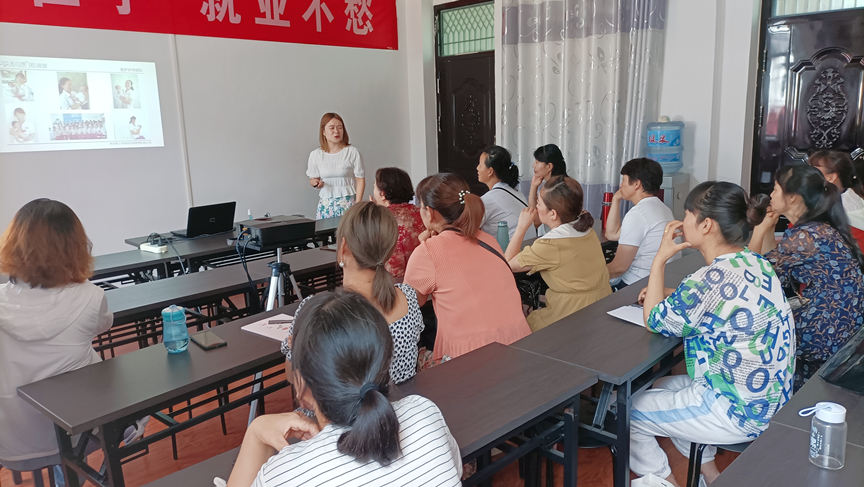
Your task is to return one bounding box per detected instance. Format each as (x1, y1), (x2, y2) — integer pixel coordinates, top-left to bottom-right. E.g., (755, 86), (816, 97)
(171, 202), (236, 238)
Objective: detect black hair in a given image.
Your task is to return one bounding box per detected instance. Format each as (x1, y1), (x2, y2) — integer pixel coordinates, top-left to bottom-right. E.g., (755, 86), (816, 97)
(291, 290), (401, 465)
(533, 144), (567, 176)
(775, 164), (864, 270)
(684, 181), (770, 246)
(374, 167), (414, 204)
(482, 145), (519, 188)
(620, 157), (663, 195)
(809, 150), (864, 199)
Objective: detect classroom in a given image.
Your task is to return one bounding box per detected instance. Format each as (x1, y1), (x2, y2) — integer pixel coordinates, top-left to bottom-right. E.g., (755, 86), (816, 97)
(1, 0), (863, 486)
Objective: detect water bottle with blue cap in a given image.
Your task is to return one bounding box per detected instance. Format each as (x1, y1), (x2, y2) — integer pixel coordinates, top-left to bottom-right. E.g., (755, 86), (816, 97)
(162, 304), (189, 353)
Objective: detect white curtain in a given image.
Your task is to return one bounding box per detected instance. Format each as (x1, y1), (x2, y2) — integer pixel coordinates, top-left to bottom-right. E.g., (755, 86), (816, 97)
(500, 0), (667, 215)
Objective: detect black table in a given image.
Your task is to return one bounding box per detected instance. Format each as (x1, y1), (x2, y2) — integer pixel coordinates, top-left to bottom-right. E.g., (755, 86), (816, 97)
(92, 250), (172, 281)
(398, 342), (597, 487)
(771, 372), (864, 448)
(511, 251), (704, 487)
(142, 447), (238, 487)
(18, 305), (298, 487)
(712, 423), (864, 487)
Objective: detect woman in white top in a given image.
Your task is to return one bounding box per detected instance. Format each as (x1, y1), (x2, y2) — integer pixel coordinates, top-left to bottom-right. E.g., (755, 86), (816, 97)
(120, 79), (136, 108)
(129, 116), (143, 139)
(307, 112), (365, 219)
(58, 77), (84, 110)
(810, 150), (864, 231)
(0, 199), (113, 471)
(281, 201), (424, 384)
(228, 291), (462, 487)
(476, 145), (536, 241)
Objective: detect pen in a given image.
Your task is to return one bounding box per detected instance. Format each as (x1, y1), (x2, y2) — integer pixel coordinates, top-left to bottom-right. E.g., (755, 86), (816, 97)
(268, 319), (293, 324)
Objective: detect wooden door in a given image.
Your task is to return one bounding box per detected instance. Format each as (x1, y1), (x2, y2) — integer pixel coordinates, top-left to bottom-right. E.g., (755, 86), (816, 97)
(751, 9), (864, 195)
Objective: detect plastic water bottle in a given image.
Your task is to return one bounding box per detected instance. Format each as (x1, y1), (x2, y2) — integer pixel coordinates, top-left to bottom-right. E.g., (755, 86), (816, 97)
(162, 305), (189, 353)
(496, 221), (510, 252)
(800, 402), (847, 470)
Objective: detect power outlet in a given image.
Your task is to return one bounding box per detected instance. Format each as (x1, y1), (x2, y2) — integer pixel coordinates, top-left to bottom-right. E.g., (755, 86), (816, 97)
(140, 242), (168, 253)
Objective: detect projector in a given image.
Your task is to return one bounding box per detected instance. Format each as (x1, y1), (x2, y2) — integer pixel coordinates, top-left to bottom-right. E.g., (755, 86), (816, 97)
(234, 216), (316, 250)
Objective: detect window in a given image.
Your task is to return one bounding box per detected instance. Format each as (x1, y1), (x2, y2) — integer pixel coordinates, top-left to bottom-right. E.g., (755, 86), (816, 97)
(773, 0), (864, 16)
(438, 2), (494, 57)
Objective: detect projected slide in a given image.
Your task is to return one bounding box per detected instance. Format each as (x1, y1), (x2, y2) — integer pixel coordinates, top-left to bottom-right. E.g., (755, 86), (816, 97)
(0, 55), (164, 153)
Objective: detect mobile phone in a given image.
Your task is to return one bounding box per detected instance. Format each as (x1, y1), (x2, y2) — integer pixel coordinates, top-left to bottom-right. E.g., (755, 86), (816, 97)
(191, 330), (228, 350)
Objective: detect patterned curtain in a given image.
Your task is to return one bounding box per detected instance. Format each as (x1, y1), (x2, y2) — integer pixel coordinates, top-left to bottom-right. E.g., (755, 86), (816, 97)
(500, 0), (667, 216)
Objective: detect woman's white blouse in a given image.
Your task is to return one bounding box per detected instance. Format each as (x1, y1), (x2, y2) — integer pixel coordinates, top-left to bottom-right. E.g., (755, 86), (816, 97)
(306, 146), (365, 200)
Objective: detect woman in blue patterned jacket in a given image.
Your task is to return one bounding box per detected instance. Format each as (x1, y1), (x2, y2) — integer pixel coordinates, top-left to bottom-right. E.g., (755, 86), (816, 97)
(751, 164), (864, 391)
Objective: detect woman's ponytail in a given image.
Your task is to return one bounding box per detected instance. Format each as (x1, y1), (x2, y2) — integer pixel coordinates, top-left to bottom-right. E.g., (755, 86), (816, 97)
(452, 192), (484, 238)
(372, 263), (396, 312)
(572, 210), (595, 232)
(337, 384), (401, 465)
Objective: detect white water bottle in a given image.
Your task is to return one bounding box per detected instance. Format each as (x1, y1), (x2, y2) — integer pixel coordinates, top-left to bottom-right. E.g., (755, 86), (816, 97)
(800, 402), (847, 470)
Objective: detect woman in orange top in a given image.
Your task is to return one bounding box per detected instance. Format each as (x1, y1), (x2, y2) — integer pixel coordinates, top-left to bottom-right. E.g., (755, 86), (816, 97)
(404, 173), (531, 363)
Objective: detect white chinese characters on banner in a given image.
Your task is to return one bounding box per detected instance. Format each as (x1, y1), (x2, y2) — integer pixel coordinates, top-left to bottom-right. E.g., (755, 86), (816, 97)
(303, 0), (334, 33)
(200, 0), (241, 24)
(34, 0), (80, 6)
(256, 0), (291, 27)
(116, 0), (130, 15)
(345, 0), (373, 35)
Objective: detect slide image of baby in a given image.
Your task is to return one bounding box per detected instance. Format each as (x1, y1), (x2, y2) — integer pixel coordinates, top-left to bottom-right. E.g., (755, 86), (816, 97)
(57, 72), (90, 110)
(111, 74), (140, 109)
(8, 107), (36, 143)
(49, 113), (107, 141)
(128, 115), (145, 139)
(2, 70), (35, 102)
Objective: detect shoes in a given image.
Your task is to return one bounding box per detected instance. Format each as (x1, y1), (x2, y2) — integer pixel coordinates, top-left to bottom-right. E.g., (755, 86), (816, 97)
(122, 416), (150, 445)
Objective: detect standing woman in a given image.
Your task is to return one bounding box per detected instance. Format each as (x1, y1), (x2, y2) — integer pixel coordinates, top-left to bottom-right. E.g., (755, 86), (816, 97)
(371, 167), (425, 280)
(528, 144), (567, 235)
(750, 164), (864, 390)
(0, 199), (113, 474)
(404, 173), (530, 365)
(306, 112), (365, 219)
(809, 149), (864, 250)
(505, 176), (611, 331)
(476, 145), (536, 241)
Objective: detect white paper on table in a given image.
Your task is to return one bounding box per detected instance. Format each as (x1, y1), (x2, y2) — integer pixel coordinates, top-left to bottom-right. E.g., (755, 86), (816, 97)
(241, 313), (294, 342)
(607, 304), (645, 327)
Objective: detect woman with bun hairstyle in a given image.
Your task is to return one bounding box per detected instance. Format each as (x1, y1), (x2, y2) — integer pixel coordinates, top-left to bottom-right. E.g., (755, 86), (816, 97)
(751, 164), (864, 390)
(809, 149), (864, 251)
(228, 291), (461, 486)
(404, 173), (530, 364)
(631, 182), (794, 486)
(476, 145), (536, 241)
(505, 176), (611, 331)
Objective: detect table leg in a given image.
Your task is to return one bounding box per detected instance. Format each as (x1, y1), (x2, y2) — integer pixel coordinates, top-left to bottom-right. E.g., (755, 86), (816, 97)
(563, 399), (580, 487)
(53, 426), (80, 487)
(98, 422), (126, 487)
(613, 381), (632, 487)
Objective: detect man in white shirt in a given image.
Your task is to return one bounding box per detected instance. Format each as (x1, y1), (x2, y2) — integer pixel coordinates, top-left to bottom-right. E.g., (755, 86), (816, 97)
(605, 158), (674, 289)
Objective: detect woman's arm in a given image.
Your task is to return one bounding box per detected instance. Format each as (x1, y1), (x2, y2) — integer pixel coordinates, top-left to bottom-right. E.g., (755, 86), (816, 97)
(642, 221), (691, 324)
(749, 209), (780, 254)
(528, 175), (543, 228)
(506, 208), (536, 271)
(227, 413), (319, 487)
(354, 177), (366, 202)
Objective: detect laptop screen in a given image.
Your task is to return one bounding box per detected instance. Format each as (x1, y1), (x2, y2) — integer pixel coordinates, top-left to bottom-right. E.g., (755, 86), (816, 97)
(185, 202), (236, 238)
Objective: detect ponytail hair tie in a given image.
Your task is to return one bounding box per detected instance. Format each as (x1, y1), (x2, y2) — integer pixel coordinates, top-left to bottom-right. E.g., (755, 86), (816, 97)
(576, 209), (588, 220)
(358, 382), (379, 399)
(458, 190), (470, 205)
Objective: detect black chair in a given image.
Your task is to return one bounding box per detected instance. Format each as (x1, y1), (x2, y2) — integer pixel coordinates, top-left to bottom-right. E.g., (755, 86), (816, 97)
(686, 440), (752, 487)
(7, 465), (57, 487)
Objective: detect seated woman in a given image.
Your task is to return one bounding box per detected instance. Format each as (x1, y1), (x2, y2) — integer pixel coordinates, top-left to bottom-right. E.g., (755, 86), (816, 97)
(809, 149), (864, 250)
(282, 201), (423, 384)
(632, 182), (794, 486)
(0, 199), (113, 473)
(476, 145), (536, 242)
(228, 291), (462, 486)
(750, 164), (864, 390)
(528, 144), (568, 236)
(371, 167), (425, 280)
(404, 173), (530, 365)
(505, 175), (611, 331)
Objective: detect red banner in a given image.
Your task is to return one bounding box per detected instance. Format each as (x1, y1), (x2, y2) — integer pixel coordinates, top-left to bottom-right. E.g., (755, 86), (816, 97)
(0, 0), (398, 50)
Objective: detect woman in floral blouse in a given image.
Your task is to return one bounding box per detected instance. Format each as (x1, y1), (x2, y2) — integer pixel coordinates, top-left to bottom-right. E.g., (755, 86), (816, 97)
(751, 164), (864, 391)
(371, 167), (425, 280)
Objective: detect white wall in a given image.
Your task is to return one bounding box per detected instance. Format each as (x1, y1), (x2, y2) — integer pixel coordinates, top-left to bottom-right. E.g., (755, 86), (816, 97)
(0, 0), (412, 254)
(658, 0), (761, 190)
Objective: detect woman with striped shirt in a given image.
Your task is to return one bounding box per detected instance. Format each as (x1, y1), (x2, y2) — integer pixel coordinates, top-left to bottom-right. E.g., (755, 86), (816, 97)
(227, 291), (462, 487)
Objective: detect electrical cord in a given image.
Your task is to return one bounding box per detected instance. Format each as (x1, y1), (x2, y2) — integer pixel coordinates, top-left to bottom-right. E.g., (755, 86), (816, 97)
(167, 239), (188, 275)
(235, 229), (261, 310)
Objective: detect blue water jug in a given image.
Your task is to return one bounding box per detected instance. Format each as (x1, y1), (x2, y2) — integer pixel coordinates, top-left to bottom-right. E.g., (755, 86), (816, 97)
(496, 221), (510, 252)
(646, 119), (684, 174)
(162, 304), (189, 353)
